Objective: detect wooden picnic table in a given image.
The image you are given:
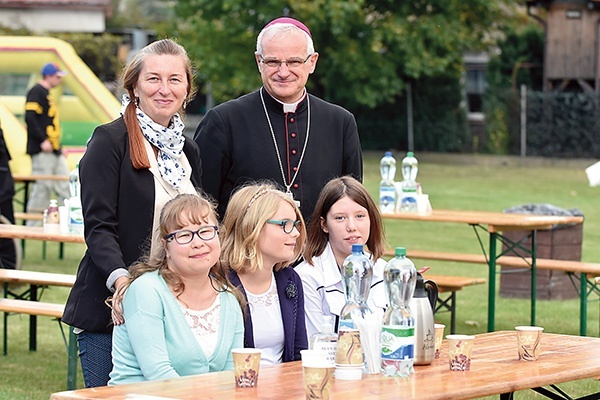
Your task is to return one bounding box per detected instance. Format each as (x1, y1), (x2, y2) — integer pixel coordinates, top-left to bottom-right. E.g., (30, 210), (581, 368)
(12, 174), (70, 214)
(382, 209), (585, 331)
(0, 224), (84, 244)
(49, 331), (600, 400)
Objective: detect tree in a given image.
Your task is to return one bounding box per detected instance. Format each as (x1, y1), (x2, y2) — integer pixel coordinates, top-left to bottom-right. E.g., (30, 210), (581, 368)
(170, 0), (520, 109)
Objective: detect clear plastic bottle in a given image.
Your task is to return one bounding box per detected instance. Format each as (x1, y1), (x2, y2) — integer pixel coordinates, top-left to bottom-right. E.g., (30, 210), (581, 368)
(401, 151), (418, 182)
(335, 244), (374, 377)
(400, 152), (418, 212)
(338, 244), (374, 330)
(68, 164), (84, 235)
(309, 316), (338, 364)
(381, 247), (417, 377)
(379, 151), (396, 214)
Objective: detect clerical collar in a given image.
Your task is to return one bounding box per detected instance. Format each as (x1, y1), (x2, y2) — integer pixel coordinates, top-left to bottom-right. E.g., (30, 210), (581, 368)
(269, 89), (307, 113)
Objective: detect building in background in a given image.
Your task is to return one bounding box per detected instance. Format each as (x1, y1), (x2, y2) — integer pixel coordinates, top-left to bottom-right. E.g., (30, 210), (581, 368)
(0, 0), (112, 33)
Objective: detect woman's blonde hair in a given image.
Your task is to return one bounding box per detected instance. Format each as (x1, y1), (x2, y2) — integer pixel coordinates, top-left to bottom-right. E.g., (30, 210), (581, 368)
(120, 38), (196, 170)
(221, 182), (306, 274)
(125, 193), (243, 307)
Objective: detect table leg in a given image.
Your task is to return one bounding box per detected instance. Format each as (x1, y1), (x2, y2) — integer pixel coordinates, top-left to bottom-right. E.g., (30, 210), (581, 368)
(580, 273), (587, 336)
(22, 181), (30, 214)
(488, 232), (497, 332)
(530, 230), (537, 326)
(29, 284), (38, 351)
(3, 282), (8, 355)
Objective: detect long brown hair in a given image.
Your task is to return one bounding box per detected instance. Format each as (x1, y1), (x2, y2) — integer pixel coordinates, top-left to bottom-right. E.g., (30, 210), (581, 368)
(125, 193), (245, 309)
(303, 176), (386, 264)
(120, 38), (196, 169)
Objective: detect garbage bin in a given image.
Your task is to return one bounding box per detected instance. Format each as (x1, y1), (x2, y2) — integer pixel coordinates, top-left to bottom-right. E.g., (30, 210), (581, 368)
(499, 203), (584, 300)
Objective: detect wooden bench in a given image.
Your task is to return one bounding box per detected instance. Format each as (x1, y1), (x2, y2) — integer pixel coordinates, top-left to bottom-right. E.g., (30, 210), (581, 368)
(0, 270), (77, 389)
(0, 298), (77, 390)
(385, 249), (600, 335)
(425, 274), (486, 334)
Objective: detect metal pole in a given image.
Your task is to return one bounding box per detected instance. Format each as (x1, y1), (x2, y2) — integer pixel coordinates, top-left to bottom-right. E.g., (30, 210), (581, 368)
(407, 82), (414, 151)
(520, 84), (527, 158)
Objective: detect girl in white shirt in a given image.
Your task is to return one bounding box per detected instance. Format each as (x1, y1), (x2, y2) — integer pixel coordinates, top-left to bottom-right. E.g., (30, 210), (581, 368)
(295, 176), (388, 338)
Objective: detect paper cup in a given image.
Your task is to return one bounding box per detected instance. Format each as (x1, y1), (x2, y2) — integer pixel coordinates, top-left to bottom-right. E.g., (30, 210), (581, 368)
(232, 348), (261, 387)
(515, 326), (543, 361)
(446, 334), (475, 371)
(301, 350), (335, 400)
(335, 328), (363, 366)
(434, 324), (445, 359)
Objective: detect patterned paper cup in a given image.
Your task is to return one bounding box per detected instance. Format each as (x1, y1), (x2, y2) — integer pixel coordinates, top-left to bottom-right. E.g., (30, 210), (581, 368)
(434, 324), (446, 359)
(301, 350), (335, 400)
(515, 326), (543, 361)
(446, 334), (475, 371)
(232, 348), (261, 387)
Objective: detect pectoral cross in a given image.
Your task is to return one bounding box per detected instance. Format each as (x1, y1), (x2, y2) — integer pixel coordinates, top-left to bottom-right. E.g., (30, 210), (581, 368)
(286, 190), (301, 208)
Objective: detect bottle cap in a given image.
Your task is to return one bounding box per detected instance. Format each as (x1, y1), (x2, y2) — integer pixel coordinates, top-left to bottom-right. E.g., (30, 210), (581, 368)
(407, 151), (414, 157)
(385, 151), (392, 157)
(320, 315), (334, 333)
(351, 244), (363, 253)
(395, 247), (407, 257)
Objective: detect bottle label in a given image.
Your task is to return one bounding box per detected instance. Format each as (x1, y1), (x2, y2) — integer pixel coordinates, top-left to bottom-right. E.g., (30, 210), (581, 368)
(379, 186), (396, 214)
(338, 319), (355, 330)
(312, 341), (337, 364)
(381, 326), (414, 360)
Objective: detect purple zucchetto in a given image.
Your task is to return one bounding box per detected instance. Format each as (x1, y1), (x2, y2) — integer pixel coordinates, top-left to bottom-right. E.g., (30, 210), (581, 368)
(264, 17), (312, 38)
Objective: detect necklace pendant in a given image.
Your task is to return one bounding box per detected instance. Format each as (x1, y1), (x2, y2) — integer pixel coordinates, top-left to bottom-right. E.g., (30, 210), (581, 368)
(286, 191), (301, 208)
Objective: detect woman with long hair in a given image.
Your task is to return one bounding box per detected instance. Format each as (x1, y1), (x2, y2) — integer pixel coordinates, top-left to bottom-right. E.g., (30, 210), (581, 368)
(221, 182), (308, 364)
(109, 193), (244, 384)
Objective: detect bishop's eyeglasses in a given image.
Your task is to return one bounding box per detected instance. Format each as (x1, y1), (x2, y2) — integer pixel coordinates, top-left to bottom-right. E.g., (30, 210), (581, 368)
(259, 54), (313, 69)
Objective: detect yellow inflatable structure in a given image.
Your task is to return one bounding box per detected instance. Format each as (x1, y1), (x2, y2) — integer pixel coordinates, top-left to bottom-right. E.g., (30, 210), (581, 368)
(0, 36), (120, 174)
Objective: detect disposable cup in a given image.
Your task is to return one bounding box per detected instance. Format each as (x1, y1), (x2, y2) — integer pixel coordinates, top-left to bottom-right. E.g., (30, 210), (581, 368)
(434, 323), (445, 359)
(232, 348), (261, 388)
(515, 326), (543, 361)
(301, 350), (335, 400)
(446, 334), (475, 371)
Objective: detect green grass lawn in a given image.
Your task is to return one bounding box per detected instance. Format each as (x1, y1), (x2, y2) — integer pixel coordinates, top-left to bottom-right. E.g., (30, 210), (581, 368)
(3, 152), (599, 399)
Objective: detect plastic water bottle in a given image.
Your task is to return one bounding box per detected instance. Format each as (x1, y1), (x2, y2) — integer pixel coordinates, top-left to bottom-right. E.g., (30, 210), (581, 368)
(400, 152), (418, 213)
(335, 244), (373, 378)
(338, 244), (374, 330)
(68, 164), (84, 235)
(401, 151), (418, 182)
(379, 151), (396, 214)
(381, 247), (417, 377)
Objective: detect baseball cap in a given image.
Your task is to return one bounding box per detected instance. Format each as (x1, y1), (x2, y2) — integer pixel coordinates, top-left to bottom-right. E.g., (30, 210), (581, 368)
(41, 62), (67, 77)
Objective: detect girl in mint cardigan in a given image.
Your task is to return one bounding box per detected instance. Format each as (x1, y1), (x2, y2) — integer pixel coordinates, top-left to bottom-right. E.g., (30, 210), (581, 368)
(109, 194), (245, 385)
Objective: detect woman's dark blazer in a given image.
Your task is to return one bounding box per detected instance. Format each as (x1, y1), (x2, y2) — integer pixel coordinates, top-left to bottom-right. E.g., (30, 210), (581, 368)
(229, 267), (308, 362)
(62, 117), (202, 333)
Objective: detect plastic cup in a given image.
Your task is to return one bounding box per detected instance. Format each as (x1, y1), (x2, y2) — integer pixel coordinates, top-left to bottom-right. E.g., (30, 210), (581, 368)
(232, 348), (261, 388)
(434, 323), (445, 359)
(515, 326), (543, 361)
(301, 350), (335, 400)
(446, 334), (475, 371)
